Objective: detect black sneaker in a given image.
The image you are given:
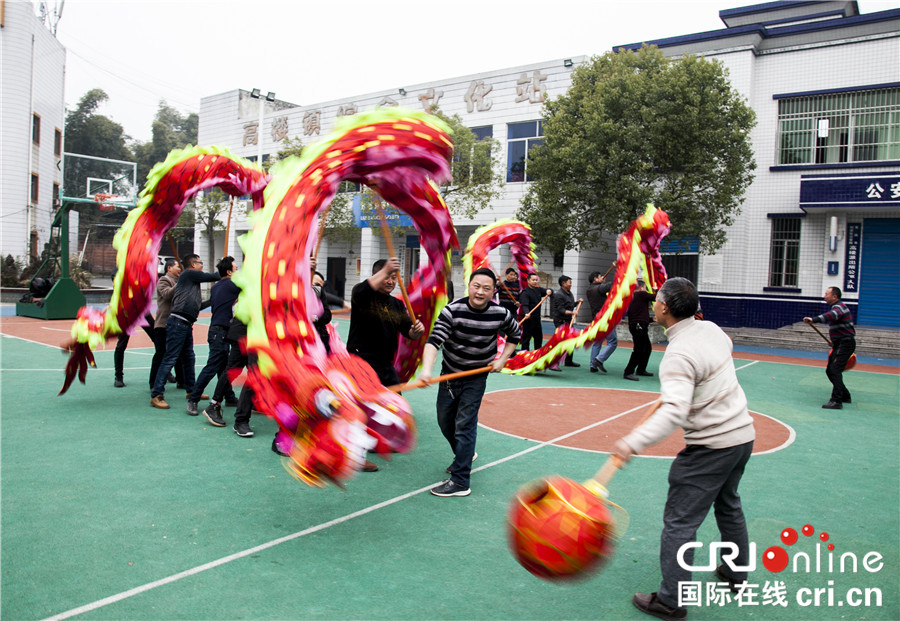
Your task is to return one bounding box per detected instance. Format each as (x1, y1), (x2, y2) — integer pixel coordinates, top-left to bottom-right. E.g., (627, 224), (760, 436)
(202, 403), (226, 427)
(234, 422), (254, 437)
(186, 400), (199, 416)
(624, 374), (640, 381)
(224, 397), (239, 407)
(114, 378), (125, 388)
(166, 374), (176, 384)
(632, 592), (686, 620)
(431, 479), (471, 497)
(637, 371), (654, 377)
(271, 438), (289, 456)
(822, 400), (842, 409)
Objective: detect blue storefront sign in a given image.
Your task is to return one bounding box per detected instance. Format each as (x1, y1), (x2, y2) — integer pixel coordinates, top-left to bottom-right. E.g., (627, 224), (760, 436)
(351, 194), (414, 228)
(844, 222), (861, 293)
(799, 172), (900, 210)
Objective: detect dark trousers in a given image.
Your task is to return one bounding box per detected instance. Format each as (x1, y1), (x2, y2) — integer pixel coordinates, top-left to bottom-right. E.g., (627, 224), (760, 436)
(624, 321), (652, 375)
(190, 325), (236, 402)
(151, 317), (195, 398)
(826, 335), (855, 402)
(232, 353), (257, 426)
(114, 333), (129, 380)
(657, 441), (754, 608)
(212, 341), (246, 403)
(436, 373), (487, 488)
(520, 317), (543, 351)
(150, 327), (186, 389)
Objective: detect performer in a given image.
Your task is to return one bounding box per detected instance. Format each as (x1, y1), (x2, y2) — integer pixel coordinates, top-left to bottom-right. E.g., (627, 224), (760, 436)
(518, 273), (550, 351)
(623, 278), (657, 381)
(586, 271), (616, 374)
(347, 257), (425, 386)
(419, 268), (521, 497)
(149, 258), (186, 391)
(188, 256), (240, 416)
(497, 268), (521, 316)
(150, 255), (220, 410)
(804, 286), (855, 409)
(614, 277), (755, 620)
(548, 275), (581, 370)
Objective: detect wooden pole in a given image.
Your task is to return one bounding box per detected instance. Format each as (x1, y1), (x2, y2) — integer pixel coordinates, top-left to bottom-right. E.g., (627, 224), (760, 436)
(374, 198), (416, 322)
(518, 290), (552, 326)
(590, 399), (662, 487)
(602, 262), (616, 280)
(569, 299), (583, 327)
(222, 197), (234, 258)
(805, 320), (833, 347)
(387, 365), (492, 393)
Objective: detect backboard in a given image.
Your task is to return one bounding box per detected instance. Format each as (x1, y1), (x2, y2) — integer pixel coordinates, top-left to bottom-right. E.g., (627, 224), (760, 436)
(61, 152), (139, 208)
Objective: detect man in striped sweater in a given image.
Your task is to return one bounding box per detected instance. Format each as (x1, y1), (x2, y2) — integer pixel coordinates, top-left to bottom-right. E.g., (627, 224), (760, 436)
(804, 286), (856, 409)
(419, 268), (521, 497)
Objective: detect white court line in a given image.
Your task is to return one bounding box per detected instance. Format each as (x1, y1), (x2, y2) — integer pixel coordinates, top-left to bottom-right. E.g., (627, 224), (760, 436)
(735, 360), (759, 371)
(41, 398), (657, 621)
(0, 333), (65, 351)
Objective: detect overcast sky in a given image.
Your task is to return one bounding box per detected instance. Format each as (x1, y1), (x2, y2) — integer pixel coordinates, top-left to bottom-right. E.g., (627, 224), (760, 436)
(48, 0), (899, 143)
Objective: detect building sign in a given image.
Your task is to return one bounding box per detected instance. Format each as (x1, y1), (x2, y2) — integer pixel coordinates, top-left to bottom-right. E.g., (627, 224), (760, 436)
(799, 173), (900, 210)
(844, 222), (861, 293)
(352, 194), (413, 228)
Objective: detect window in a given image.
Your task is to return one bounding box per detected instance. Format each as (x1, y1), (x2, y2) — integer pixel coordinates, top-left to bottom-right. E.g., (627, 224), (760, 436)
(53, 183), (60, 208)
(768, 218), (801, 287)
(456, 125), (493, 185)
(507, 120), (544, 182)
(776, 87), (900, 165)
(32, 113), (41, 144)
(54, 128), (62, 156)
(31, 174), (39, 202)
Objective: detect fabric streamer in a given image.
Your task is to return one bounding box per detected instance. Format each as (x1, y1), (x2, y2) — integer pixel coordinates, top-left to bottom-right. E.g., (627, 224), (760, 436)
(61, 109), (458, 488)
(462, 204), (671, 374)
(60, 146), (269, 395)
(232, 108), (457, 486)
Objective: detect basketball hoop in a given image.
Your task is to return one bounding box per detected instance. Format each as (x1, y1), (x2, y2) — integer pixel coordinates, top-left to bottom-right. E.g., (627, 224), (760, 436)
(94, 193), (118, 211)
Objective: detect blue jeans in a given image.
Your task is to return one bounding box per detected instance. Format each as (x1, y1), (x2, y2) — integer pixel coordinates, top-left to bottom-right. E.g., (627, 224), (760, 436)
(591, 327), (618, 365)
(190, 325), (235, 402)
(152, 317), (195, 398)
(657, 441), (754, 608)
(436, 373), (487, 488)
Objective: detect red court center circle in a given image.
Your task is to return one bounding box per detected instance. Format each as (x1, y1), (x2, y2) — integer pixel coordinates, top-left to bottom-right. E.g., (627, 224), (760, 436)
(479, 387), (792, 457)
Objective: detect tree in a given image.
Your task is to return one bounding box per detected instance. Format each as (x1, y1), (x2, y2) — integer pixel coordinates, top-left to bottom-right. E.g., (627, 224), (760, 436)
(430, 108), (504, 219)
(518, 46), (756, 254)
(132, 101), (199, 185)
(64, 89), (131, 160)
(192, 187), (232, 268)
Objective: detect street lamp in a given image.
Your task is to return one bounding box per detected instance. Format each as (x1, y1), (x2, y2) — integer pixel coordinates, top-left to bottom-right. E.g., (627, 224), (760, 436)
(249, 89), (276, 165)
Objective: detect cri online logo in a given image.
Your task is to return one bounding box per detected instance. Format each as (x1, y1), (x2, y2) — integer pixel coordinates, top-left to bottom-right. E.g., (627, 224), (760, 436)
(679, 523), (884, 574)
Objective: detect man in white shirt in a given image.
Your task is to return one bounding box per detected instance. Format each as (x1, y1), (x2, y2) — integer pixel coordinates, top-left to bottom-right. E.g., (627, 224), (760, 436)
(614, 277), (755, 621)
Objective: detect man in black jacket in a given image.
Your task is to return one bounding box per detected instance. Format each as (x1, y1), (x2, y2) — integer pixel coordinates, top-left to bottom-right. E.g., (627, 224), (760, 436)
(623, 278), (657, 381)
(347, 257), (424, 386)
(517, 273), (550, 351)
(150, 254), (220, 409)
(548, 274), (581, 370)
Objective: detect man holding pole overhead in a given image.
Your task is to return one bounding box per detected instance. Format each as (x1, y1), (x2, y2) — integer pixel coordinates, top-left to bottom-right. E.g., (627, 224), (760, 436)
(419, 267), (521, 497)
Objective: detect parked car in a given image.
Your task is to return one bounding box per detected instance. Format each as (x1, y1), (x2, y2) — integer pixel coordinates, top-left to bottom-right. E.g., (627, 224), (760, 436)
(157, 256), (177, 276)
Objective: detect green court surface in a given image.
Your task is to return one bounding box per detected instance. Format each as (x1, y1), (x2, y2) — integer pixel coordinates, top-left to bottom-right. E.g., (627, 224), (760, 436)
(1, 319), (898, 620)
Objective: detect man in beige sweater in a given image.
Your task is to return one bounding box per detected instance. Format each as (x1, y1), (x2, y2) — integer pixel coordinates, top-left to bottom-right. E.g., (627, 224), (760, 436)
(615, 277), (755, 621)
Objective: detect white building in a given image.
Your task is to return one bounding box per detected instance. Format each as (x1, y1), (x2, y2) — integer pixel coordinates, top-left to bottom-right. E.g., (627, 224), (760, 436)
(0, 0), (68, 266)
(617, 0), (900, 330)
(197, 1), (900, 329)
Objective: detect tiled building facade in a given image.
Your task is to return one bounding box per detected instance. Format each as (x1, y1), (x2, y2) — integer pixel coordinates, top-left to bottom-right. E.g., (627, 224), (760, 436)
(197, 1), (900, 329)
